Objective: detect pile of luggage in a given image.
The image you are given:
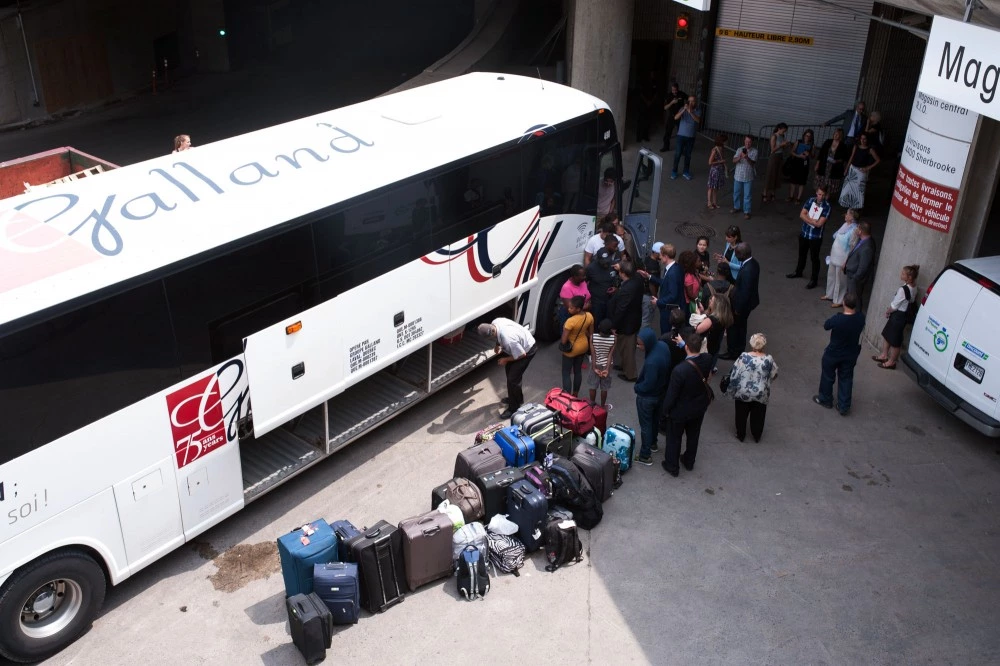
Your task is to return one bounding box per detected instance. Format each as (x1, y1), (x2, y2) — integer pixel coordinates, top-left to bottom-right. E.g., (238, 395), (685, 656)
(278, 388), (637, 664)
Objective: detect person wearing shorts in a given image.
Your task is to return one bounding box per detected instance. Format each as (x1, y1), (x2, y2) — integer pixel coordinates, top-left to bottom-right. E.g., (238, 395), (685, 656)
(588, 318), (616, 407)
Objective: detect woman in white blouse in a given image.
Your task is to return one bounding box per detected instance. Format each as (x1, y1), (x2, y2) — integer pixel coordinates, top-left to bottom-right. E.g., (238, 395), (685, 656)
(820, 209), (859, 307)
(873, 264), (920, 369)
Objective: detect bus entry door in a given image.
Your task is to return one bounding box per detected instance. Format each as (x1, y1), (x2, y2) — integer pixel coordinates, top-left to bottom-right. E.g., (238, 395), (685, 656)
(623, 148), (662, 258)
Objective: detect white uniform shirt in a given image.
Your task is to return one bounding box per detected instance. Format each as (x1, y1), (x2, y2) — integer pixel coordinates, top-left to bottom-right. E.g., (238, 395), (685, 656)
(584, 233), (625, 256)
(493, 318), (535, 358)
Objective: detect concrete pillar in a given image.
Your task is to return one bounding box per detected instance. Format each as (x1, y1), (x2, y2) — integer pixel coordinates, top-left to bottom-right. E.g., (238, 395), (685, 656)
(566, 0), (635, 144)
(864, 100), (1000, 347)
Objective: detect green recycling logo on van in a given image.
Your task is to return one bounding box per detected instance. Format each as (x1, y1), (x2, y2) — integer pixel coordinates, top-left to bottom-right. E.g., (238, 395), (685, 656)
(933, 327), (949, 352)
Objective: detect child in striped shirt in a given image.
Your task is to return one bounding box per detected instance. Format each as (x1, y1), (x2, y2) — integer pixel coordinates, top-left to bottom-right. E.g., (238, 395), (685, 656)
(588, 318), (616, 407)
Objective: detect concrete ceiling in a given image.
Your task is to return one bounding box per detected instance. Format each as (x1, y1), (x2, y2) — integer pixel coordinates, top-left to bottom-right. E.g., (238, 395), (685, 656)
(855, 0), (1000, 29)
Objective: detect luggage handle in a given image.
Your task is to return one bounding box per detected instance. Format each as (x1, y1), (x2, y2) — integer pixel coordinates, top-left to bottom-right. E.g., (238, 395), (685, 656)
(422, 526), (441, 536)
(365, 527), (382, 539)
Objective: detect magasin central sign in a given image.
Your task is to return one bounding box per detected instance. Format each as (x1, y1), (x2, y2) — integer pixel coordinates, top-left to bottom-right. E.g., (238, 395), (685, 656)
(918, 15), (1000, 121)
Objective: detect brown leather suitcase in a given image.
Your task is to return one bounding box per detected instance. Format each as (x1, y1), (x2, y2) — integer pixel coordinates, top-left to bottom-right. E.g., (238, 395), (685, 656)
(398, 511), (455, 592)
(453, 442), (506, 481)
(430, 477), (485, 522)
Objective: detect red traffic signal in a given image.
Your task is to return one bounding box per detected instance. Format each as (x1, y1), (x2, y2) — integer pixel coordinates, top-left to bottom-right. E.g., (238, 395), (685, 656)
(676, 13), (690, 40)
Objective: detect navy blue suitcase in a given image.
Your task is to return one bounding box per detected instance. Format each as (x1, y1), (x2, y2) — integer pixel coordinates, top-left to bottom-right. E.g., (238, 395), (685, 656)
(313, 562), (360, 625)
(277, 520), (338, 597)
(331, 519), (362, 562)
(494, 426), (535, 467)
(506, 479), (548, 553)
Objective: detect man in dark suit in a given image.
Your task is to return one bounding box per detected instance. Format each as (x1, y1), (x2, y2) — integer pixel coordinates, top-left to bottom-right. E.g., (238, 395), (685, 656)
(844, 221), (875, 311)
(720, 243), (760, 359)
(824, 101), (867, 146)
(645, 243), (686, 335)
(609, 261), (645, 381)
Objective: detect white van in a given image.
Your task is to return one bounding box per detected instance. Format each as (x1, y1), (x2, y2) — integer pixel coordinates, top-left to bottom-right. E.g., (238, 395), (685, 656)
(903, 256), (1000, 437)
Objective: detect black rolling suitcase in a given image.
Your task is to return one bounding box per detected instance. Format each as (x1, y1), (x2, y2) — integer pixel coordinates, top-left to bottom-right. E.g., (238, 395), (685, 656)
(475, 466), (525, 520)
(347, 520), (406, 613)
(571, 442), (616, 502)
(286, 592), (333, 665)
(507, 479), (549, 552)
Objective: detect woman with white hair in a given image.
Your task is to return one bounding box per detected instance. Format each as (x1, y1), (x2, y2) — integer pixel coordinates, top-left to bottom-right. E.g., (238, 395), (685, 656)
(721, 332), (778, 442)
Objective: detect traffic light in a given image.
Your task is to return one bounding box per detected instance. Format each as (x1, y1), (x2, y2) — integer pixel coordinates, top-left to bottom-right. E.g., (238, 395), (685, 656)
(676, 13), (690, 40)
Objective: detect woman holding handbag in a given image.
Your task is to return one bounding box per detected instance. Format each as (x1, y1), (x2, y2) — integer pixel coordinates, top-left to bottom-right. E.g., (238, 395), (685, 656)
(721, 333), (778, 443)
(560, 296), (594, 396)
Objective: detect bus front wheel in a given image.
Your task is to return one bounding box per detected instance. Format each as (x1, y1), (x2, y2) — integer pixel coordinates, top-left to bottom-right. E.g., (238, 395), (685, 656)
(0, 550), (106, 663)
(534, 274), (568, 342)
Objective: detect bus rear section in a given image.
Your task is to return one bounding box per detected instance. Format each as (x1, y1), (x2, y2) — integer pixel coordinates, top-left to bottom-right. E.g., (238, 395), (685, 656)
(903, 257), (1000, 437)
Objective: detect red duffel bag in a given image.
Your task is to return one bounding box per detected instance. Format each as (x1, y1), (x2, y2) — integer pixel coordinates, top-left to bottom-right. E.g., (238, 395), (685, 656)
(544, 388), (596, 436)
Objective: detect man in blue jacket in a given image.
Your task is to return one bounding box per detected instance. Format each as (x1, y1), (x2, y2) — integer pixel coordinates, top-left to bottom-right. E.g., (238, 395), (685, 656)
(642, 243), (686, 335)
(633, 327), (672, 466)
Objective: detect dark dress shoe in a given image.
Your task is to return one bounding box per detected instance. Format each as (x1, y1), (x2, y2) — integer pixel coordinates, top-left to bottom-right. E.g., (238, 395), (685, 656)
(812, 395), (833, 409)
(805, 281), (818, 289)
(661, 461), (679, 477)
(786, 272), (802, 279)
(680, 458), (694, 472)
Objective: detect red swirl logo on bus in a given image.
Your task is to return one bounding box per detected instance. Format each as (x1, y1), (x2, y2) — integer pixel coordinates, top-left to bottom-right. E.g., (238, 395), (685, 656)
(166, 372), (229, 469)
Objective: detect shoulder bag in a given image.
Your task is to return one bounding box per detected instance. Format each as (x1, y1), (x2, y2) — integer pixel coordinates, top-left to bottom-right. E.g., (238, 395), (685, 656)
(685, 358), (715, 404)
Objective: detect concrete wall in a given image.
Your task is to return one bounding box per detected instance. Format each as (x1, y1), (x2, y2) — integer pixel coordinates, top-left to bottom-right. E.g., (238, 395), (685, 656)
(0, 13), (44, 124)
(567, 0), (635, 143)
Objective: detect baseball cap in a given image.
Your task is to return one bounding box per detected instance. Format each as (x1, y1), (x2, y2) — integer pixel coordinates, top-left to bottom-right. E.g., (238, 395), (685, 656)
(651, 242), (664, 254)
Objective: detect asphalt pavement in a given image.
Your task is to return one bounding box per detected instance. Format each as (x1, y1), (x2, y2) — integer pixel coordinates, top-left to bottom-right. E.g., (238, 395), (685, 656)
(5, 81), (999, 666)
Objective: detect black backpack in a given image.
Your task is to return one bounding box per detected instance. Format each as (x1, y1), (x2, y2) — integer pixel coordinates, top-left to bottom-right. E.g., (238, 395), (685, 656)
(903, 286), (920, 326)
(544, 519), (584, 572)
(456, 545), (490, 601)
(544, 456), (604, 530)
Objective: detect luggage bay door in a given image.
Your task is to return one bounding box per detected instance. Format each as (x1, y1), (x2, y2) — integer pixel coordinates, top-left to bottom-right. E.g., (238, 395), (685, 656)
(623, 148), (662, 259)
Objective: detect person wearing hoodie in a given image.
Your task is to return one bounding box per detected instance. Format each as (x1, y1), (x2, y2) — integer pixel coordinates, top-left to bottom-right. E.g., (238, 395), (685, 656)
(633, 327), (672, 466)
(661, 330), (715, 477)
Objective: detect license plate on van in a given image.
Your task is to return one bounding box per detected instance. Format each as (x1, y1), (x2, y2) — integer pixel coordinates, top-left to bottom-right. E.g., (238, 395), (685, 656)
(955, 353), (985, 384)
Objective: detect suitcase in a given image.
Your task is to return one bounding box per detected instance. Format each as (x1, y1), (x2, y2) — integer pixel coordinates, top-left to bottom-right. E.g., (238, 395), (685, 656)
(590, 403), (608, 434)
(475, 466), (526, 520)
(494, 425), (535, 467)
(277, 520), (338, 598)
(571, 442), (616, 503)
(399, 511), (455, 591)
(603, 423), (636, 473)
(349, 520), (406, 613)
(531, 422), (574, 461)
(522, 462), (552, 499)
(431, 477), (485, 522)
(286, 592), (333, 665)
(454, 442), (506, 481)
(506, 479), (549, 552)
(331, 519), (362, 562)
(474, 422), (507, 444)
(544, 388), (596, 436)
(511, 403), (557, 435)
(313, 562), (360, 625)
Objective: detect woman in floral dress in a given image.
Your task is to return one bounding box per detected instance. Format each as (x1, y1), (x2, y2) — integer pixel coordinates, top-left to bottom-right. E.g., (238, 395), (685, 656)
(723, 332), (778, 442)
(706, 134), (727, 209)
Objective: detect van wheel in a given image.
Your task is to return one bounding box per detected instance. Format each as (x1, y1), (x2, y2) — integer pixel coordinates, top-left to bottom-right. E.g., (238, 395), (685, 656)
(0, 550), (106, 663)
(535, 274), (568, 342)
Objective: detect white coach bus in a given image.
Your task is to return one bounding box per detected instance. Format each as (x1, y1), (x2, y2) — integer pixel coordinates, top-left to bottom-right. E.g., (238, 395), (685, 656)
(0, 72), (662, 661)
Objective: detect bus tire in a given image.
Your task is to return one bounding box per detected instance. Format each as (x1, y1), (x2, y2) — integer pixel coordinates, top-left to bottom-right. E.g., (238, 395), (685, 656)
(535, 274), (568, 342)
(0, 550), (106, 663)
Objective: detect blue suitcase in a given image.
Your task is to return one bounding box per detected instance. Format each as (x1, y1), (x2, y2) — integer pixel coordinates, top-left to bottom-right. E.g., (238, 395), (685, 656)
(331, 519), (362, 562)
(506, 479), (548, 552)
(313, 562), (360, 625)
(277, 520), (339, 597)
(603, 423), (636, 473)
(494, 425), (535, 467)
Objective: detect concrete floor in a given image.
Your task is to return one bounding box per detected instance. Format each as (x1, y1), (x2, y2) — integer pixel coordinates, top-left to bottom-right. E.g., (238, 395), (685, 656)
(3, 76), (999, 666)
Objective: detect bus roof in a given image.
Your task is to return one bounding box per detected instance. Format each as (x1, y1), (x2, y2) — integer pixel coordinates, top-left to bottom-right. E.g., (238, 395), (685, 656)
(0, 73), (608, 328)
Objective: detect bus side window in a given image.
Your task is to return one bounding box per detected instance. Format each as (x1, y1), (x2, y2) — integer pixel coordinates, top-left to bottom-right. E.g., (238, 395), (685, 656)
(0, 283), (180, 462)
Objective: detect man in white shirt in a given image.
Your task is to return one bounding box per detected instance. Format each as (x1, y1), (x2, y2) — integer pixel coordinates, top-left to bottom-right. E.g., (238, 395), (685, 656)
(583, 217), (625, 266)
(478, 318), (538, 418)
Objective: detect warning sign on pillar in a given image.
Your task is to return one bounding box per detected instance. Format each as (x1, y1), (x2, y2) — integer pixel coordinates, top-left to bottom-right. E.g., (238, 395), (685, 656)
(892, 91), (977, 233)
(892, 164), (958, 232)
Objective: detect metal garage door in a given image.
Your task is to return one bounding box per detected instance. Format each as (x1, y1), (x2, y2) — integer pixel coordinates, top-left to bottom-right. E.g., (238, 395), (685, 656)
(708, 0), (874, 132)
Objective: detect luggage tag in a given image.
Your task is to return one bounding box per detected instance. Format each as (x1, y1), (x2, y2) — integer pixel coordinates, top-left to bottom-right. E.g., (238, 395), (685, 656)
(299, 522), (316, 545)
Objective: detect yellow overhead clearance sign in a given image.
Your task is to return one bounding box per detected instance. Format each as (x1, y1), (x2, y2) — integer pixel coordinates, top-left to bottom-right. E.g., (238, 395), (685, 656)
(715, 27), (814, 46)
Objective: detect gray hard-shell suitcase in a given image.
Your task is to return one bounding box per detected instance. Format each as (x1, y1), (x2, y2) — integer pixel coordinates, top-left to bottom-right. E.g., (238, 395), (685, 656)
(454, 442), (506, 481)
(399, 511), (455, 591)
(511, 403), (558, 435)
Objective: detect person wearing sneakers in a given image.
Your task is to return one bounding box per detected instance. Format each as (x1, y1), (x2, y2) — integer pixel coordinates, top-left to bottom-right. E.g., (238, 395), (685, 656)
(633, 327), (672, 466)
(671, 96), (700, 181)
(731, 135), (758, 220)
(661, 330), (714, 477)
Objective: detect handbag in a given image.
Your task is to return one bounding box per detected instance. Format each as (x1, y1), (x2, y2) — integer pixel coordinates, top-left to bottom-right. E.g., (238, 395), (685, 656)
(685, 359), (715, 404)
(719, 372), (731, 395)
(559, 313), (591, 354)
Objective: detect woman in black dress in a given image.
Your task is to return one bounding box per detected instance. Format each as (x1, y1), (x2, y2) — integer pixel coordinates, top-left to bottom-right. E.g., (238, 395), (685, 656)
(784, 129), (814, 203)
(814, 128), (850, 199)
(874, 264), (919, 369)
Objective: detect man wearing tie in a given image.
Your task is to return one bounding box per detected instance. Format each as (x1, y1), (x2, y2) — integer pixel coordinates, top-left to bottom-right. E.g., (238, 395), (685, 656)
(720, 243), (760, 359)
(642, 243), (687, 335)
(825, 101), (867, 146)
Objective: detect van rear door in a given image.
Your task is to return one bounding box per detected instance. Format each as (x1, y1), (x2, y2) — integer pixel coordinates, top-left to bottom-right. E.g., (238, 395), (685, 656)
(947, 287), (1000, 417)
(907, 268), (977, 383)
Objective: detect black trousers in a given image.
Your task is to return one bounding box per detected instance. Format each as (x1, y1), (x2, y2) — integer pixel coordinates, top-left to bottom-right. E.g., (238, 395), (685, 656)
(504, 345), (537, 411)
(663, 413), (705, 473)
(726, 311), (750, 356)
(795, 236), (823, 282)
(735, 400), (767, 442)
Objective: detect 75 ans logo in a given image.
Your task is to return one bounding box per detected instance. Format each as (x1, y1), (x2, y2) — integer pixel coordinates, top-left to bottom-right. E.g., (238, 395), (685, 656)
(165, 360), (249, 469)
